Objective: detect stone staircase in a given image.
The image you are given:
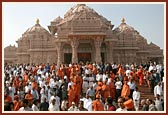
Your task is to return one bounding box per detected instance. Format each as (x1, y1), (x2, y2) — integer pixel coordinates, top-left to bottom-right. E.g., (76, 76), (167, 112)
(138, 84), (155, 110)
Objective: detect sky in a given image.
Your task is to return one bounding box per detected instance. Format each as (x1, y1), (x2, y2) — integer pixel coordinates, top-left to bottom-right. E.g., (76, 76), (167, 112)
(2, 2), (165, 49)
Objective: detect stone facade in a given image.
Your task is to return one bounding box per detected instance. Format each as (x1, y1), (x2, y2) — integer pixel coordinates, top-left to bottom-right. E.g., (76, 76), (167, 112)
(4, 4), (163, 65)
(4, 45), (17, 64)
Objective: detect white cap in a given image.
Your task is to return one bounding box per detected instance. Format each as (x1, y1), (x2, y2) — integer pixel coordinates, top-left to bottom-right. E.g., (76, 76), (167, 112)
(59, 80), (62, 84)
(69, 64), (72, 67)
(64, 75), (67, 79)
(51, 96), (56, 101)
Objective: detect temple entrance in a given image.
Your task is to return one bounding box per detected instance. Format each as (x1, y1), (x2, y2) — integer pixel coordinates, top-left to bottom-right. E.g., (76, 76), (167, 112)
(78, 53), (91, 64)
(64, 53), (72, 64)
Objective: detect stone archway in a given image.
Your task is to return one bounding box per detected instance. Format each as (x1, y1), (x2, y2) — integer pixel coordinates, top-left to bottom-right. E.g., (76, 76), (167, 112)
(77, 42), (93, 64)
(63, 43), (72, 64)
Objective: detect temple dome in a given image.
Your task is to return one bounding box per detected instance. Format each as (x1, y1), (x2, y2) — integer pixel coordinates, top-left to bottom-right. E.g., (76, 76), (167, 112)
(53, 16), (63, 23)
(24, 19), (49, 34)
(113, 18), (137, 34)
(64, 4), (97, 19)
(56, 4), (113, 29)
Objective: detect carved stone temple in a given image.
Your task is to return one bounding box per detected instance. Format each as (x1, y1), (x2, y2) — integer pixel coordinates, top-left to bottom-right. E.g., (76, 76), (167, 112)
(4, 4), (163, 65)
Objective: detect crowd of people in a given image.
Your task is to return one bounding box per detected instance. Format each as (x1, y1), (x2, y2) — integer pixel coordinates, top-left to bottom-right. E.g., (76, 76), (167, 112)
(4, 61), (164, 111)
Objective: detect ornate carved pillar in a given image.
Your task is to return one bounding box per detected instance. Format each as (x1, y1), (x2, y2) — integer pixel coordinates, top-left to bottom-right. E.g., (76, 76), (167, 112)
(71, 37), (79, 64)
(106, 41), (114, 63)
(56, 42), (63, 67)
(94, 37), (103, 64)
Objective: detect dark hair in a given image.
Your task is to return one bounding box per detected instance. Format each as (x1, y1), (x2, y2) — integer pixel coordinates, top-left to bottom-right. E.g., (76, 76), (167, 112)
(118, 96), (125, 102)
(23, 99), (29, 105)
(135, 87), (138, 90)
(33, 99), (39, 104)
(148, 99), (153, 104)
(107, 96), (113, 105)
(4, 102), (12, 111)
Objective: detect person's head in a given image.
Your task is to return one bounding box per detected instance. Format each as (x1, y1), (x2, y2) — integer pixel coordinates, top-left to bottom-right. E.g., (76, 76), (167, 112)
(156, 94), (160, 99)
(116, 77), (120, 81)
(14, 95), (19, 101)
(42, 97), (47, 102)
(158, 82), (161, 86)
(21, 99), (29, 108)
(51, 98), (56, 105)
(140, 99), (145, 106)
(117, 96), (125, 109)
(72, 102), (75, 107)
(78, 101), (84, 109)
(69, 85), (72, 89)
(134, 87), (138, 91)
(106, 96), (113, 106)
(124, 80), (128, 84)
(148, 99), (153, 105)
(33, 99), (39, 105)
(28, 89), (31, 94)
(4, 102), (12, 111)
(96, 94), (101, 100)
(86, 94), (90, 99)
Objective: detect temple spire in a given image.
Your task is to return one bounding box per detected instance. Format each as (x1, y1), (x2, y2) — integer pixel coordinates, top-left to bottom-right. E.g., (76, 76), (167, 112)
(121, 18), (125, 23)
(36, 18), (40, 24)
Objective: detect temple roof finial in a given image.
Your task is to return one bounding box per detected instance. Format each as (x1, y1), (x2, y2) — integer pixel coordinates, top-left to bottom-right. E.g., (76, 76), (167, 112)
(36, 18), (40, 24)
(122, 18), (125, 23)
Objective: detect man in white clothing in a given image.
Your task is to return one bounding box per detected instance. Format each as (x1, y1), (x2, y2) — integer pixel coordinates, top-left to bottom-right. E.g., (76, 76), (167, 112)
(8, 83), (15, 101)
(81, 94), (92, 111)
(32, 99), (39, 111)
(82, 76), (89, 95)
(68, 102), (79, 111)
(48, 97), (60, 111)
(49, 93), (60, 108)
(154, 82), (163, 97)
(133, 87), (140, 111)
(116, 97), (127, 111)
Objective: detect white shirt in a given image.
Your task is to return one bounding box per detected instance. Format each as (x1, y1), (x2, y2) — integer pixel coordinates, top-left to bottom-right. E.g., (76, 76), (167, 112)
(49, 96), (60, 106)
(40, 88), (47, 98)
(19, 107), (33, 111)
(133, 91), (140, 102)
(127, 82), (136, 90)
(85, 69), (91, 75)
(68, 106), (79, 111)
(155, 99), (163, 111)
(112, 64), (118, 69)
(82, 81), (89, 93)
(25, 85), (31, 93)
(82, 98), (92, 111)
(9, 86), (15, 101)
(96, 74), (103, 81)
(89, 77), (94, 87)
(32, 104), (39, 111)
(149, 66), (154, 72)
(115, 81), (122, 89)
(116, 108), (127, 111)
(61, 100), (68, 110)
(48, 103), (60, 111)
(39, 80), (45, 88)
(126, 70), (131, 77)
(154, 85), (163, 97)
(103, 74), (108, 82)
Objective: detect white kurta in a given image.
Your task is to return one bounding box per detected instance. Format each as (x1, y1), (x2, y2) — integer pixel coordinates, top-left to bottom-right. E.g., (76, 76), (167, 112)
(154, 85), (163, 97)
(133, 91), (140, 111)
(83, 98), (92, 111)
(48, 103), (60, 111)
(32, 104), (39, 111)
